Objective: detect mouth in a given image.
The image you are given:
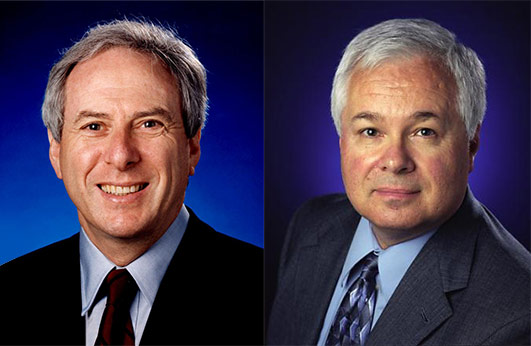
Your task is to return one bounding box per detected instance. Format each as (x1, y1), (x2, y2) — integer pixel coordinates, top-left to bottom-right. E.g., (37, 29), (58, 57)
(375, 188), (419, 194)
(373, 187), (421, 200)
(98, 183), (149, 196)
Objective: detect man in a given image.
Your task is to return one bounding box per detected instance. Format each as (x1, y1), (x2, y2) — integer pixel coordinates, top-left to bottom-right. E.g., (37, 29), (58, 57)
(0, 19), (262, 345)
(268, 19), (530, 345)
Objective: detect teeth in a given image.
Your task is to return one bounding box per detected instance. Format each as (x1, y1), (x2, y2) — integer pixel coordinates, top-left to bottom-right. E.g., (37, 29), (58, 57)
(100, 184), (145, 196)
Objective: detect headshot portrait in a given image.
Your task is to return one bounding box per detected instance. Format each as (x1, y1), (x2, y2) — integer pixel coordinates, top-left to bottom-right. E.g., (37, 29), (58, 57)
(0, 2), (262, 345)
(266, 2), (530, 345)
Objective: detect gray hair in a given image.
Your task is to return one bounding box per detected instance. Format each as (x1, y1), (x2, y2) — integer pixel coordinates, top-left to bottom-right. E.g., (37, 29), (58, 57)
(331, 18), (486, 140)
(42, 19), (207, 141)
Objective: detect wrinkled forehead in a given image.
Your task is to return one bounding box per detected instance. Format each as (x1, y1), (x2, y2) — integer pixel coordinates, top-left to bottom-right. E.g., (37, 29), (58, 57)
(63, 47), (182, 121)
(348, 55), (458, 104)
(353, 54), (455, 85)
(67, 47), (177, 88)
(343, 55), (462, 128)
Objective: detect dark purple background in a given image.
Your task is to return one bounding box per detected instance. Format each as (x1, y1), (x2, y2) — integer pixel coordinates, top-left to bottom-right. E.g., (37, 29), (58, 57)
(265, 1), (530, 323)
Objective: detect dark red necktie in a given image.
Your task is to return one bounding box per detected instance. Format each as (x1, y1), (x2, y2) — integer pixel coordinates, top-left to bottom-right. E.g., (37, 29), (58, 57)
(95, 268), (138, 346)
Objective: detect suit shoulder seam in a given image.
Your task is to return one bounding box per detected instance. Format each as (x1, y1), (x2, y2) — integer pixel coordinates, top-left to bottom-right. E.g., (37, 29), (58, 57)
(477, 312), (530, 344)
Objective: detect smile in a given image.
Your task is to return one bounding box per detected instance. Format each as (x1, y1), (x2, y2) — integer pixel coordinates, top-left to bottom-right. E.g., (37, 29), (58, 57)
(98, 183), (148, 196)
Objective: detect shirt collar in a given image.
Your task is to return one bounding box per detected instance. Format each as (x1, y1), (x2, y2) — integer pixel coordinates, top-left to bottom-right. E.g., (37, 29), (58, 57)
(338, 216), (436, 290)
(80, 205), (189, 316)
(338, 217), (374, 288)
(372, 225), (436, 301)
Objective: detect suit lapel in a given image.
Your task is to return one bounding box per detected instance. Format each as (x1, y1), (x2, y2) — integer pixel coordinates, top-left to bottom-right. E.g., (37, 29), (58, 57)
(45, 234), (85, 344)
(65, 234), (86, 344)
(367, 242), (453, 345)
(367, 191), (480, 345)
(139, 214), (196, 345)
(295, 204), (360, 344)
(139, 208), (214, 345)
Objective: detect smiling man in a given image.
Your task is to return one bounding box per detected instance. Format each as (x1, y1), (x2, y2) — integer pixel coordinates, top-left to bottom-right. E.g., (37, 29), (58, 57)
(268, 19), (530, 345)
(0, 19), (262, 345)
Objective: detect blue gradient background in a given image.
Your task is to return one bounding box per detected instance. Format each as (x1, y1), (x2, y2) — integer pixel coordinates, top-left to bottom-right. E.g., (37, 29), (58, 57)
(265, 1), (530, 319)
(0, 1), (263, 266)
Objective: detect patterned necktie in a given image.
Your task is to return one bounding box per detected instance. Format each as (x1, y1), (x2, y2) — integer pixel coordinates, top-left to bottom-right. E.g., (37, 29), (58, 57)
(95, 268), (138, 346)
(327, 252), (379, 346)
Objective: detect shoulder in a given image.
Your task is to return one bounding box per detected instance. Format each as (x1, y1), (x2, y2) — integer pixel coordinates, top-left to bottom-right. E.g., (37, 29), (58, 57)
(469, 198), (530, 291)
(183, 207), (262, 268)
(294, 193), (352, 219)
(0, 234), (82, 344)
(441, 197), (530, 342)
(0, 234), (79, 279)
(473, 202), (530, 304)
(289, 193), (355, 232)
(283, 193), (358, 247)
(478, 201), (529, 270)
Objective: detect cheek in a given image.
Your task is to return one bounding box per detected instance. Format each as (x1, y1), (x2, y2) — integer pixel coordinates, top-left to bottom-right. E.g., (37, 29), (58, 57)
(341, 147), (376, 187)
(420, 146), (468, 194)
(61, 142), (100, 184)
(144, 141), (188, 179)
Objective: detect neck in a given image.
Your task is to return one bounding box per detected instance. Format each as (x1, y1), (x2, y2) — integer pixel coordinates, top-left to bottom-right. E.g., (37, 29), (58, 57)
(82, 226), (170, 267)
(93, 238), (158, 266)
(371, 225), (431, 250)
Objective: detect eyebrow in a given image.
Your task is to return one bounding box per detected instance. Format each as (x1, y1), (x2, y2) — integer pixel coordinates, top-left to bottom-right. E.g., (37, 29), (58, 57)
(350, 111), (441, 123)
(133, 107), (174, 121)
(412, 111), (441, 121)
(73, 107), (175, 125)
(351, 112), (382, 122)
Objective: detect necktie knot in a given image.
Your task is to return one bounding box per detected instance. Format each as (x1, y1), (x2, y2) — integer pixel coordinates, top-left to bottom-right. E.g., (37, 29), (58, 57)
(359, 253), (379, 282)
(105, 269), (138, 307)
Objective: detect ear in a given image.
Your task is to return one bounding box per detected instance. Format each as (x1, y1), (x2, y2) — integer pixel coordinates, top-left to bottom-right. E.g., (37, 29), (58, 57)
(48, 130), (63, 180)
(188, 130), (201, 176)
(468, 125), (480, 173)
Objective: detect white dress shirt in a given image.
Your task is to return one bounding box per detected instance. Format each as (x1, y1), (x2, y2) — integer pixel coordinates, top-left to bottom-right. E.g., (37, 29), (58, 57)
(80, 205), (189, 346)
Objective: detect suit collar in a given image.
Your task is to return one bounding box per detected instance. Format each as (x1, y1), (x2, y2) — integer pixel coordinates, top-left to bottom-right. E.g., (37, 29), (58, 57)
(367, 189), (481, 345)
(80, 205), (189, 317)
(295, 201), (361, 344)
(435, 189), (482, 292)
(139, 207), (206, 345)
(299, 200), (360, 248)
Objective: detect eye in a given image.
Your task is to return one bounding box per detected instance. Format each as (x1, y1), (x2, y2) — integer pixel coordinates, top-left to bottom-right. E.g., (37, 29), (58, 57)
(85, 123), (101, 131)
(415, 128), (436, 137)
(361, 128), (379, 137)
(142, 120), (161, 128)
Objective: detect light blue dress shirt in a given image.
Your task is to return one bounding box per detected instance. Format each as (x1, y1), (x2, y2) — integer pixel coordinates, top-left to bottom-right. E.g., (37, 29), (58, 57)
(317, 217), (436, 345)
(80, 205), (189, 346)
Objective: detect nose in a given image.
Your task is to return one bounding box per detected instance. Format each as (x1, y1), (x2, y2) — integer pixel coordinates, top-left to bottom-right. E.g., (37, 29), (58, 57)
(103, 127), (140, 170)
(378, 138), (415, 174)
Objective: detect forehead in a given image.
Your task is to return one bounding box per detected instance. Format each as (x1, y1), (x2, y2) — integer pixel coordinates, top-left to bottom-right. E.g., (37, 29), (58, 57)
(346, 55), (457, 116)
(64, 47), (179, 112)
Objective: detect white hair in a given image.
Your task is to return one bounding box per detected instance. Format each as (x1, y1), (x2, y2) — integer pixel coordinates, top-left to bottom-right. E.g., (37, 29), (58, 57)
(42, 18), (207, 141)
(331, 18), (486, 140)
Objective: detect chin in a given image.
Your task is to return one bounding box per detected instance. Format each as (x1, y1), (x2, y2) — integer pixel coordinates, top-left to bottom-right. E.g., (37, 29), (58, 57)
(95, 214), (151, 239)
(363, 209), (428, 233)
(101, 225), (146, 240)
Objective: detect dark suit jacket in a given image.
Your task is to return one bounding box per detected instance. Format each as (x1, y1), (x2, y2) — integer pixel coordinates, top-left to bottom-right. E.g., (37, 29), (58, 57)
(0, 208), (263, 345)
(268, 191), (530, 345)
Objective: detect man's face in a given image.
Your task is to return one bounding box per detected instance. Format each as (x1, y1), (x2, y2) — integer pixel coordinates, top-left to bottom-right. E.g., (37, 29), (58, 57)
(49, 47), (200, 246)
(340, 56), (478, 246)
